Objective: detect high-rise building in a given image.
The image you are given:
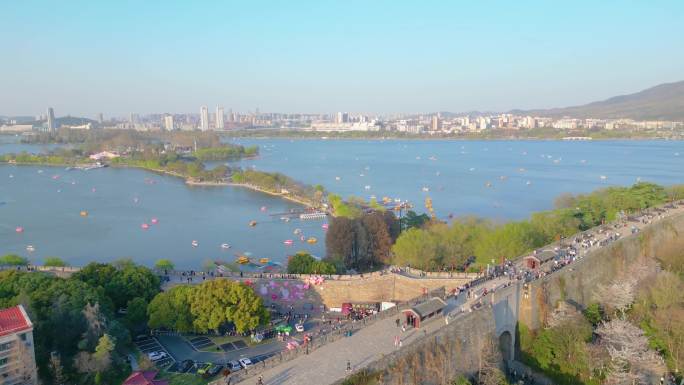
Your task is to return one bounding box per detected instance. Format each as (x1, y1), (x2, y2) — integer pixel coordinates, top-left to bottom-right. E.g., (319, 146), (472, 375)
(46, 107), (55, 132)
(0, 305), (38, 385)
(163, 115), (174, 131)
(215, 106), (224, 129)
(97, 113), (104, 124)
(200, 106), (209, 131)
(431, 115), (440, 131)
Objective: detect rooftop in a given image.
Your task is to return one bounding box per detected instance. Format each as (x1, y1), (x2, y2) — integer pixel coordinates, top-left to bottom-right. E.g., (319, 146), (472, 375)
(411, 297), (447, 319)
(122, 371), (169, 385)
(0, 305), (33, 337)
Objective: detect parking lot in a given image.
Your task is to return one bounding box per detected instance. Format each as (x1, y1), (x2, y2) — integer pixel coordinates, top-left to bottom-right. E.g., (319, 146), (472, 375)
(188, 336), (217, 351)
(134, 336), (175, 368)
(220, 339), (247, 352)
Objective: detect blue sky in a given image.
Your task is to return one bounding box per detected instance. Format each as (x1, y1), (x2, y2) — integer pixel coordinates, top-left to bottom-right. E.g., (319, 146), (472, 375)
(1, 0), (683, 117)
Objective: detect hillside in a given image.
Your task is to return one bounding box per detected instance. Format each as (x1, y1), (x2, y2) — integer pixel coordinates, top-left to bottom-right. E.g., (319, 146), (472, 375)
(510, 80), (684, 121)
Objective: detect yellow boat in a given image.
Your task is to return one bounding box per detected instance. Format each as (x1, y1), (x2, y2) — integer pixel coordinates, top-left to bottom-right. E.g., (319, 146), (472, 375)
(306, 237), (317, 244)
(259, 258), (270, 264)
(236, 255), (250, 264)
(80, 210), (88, 217)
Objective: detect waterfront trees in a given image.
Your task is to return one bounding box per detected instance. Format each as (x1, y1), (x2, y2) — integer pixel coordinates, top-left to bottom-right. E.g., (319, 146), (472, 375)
(43, 257), (68, 267)
(73, 260), (160, 310)
(287, 252), (336, 274)
(326, 211), (398, 271)
(153, 258), (174, 271)
(0, 253), (29, 265)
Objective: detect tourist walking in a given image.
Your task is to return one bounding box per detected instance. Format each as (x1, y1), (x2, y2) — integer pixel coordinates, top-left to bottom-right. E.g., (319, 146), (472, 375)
(257, 375), (264, 385)
(346, 360), (351, 373)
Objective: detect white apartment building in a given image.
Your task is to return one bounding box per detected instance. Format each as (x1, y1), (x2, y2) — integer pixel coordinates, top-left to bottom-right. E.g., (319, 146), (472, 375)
(0, 305), (37, 385)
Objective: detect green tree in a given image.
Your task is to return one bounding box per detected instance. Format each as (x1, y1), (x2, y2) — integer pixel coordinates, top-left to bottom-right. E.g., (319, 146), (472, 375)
(189, 280), (269, 333)
(154, 259), (174, 271)
(147, 285), (194, 332)
(44, 257), (68, 267)
(287, 252), (336, 274)
(124, 297), (148, 331)
(93, 334), (115, 370)
(391, 228), (438, 269)
(0, 254), (28, 266)
(400, 210), (430, 230)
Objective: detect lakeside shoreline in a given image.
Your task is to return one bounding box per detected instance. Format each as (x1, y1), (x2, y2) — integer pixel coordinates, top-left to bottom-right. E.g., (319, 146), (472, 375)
(0, 161), (315, 208)
(222, 131), (681, 141)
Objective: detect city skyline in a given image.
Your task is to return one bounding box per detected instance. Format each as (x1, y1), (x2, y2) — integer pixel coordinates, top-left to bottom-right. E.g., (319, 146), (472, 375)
(1, 1), (683, 116)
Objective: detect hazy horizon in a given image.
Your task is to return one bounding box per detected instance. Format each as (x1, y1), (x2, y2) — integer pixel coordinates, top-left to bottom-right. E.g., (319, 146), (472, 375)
(2, 1), (683, 117)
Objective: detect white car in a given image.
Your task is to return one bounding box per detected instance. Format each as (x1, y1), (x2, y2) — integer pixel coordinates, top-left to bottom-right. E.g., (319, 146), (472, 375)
(239, 358), (253, 369)
(295, 323), (305, 332)
(148, 351), (167, 361)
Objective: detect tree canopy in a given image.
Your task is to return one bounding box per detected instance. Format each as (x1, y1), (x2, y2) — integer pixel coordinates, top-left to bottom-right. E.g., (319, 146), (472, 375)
(147, 279), (269, 334)
(287, 252), (337, 274)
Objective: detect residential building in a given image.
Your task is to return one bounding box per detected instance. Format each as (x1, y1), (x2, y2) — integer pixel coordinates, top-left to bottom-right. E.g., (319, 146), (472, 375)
(46, 107), (55, 132)
(200, 106), (209, 131)
(97, 113), (104, 124)
(0, 305), (37, 385)
(215, 106), (224, 129)
(163, 115), (174, 131)
(431, 115), (440, 131)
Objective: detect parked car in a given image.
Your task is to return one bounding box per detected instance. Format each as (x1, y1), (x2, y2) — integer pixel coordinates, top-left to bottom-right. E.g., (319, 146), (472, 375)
(295, 323), (305, 332)
(147, 351), (167, 361)
(239, 358), (253, 369)
(227, 360), (242, 372)
(178, 359), (194, 373)
(207, 364), (223, 377)
(197, 363), (212, 375)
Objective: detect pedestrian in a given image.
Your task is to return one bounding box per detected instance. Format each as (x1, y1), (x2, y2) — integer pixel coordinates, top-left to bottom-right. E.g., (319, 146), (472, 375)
(257, 376), (264, 385)
(401, 324), (406, 332)
(346, 360), (351, 372)
(394, 335), (399, 347)
(399, 340), (403, 347)
(395, 318), (400, 327)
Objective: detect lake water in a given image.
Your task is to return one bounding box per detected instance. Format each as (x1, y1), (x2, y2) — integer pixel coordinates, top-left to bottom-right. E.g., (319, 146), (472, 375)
(228, 138), (684, 220)
(1, 136), (683, 268)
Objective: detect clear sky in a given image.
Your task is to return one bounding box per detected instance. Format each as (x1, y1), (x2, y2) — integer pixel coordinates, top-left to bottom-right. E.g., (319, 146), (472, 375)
(1, 0), (683, 117)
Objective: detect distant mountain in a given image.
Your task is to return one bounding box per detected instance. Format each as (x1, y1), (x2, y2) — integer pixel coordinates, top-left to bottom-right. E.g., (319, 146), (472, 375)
(510, 81), (684, 121)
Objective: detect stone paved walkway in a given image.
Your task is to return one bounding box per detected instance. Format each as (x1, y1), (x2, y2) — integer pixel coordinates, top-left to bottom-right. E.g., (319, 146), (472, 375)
(235, 294), (468, 385)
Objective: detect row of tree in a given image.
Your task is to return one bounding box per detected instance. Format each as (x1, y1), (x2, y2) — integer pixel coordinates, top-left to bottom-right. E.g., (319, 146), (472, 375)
(391, 182), (681, 271)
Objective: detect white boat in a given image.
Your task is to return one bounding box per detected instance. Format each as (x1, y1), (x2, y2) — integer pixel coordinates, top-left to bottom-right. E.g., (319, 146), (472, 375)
(26, 245), (35, 252)
(469, 167), (475, 171)
(335, 176), (341, 181)
(600, 175), (608, 180)
(191, 240), (199, 247)
(526, 181), (532, 186)
(221, 243), (231, 250)
(421, 186), (430, 192)
(364, 185), (371, 190)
